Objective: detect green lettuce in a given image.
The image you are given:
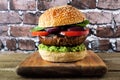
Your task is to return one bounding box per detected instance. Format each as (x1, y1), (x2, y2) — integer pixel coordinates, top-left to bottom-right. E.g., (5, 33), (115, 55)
(76, 20), (89, 27)
(30, 26), (44, 32)
(30, 20), (89, 32)
(38, 43), (86, 52)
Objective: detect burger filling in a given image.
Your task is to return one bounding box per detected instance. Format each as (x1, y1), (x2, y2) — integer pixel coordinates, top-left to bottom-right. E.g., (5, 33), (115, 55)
(31, 20), (89, 37)
(31, 20), (89, 53)
(38, 43), (86, 52)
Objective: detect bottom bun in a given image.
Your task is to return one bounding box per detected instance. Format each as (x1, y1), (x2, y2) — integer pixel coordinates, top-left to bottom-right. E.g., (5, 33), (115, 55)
(39, 49), (87, 62)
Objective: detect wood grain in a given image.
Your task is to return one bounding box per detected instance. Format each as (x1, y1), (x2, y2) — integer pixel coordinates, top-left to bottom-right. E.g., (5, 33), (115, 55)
(0, 53), (29, 68)
(0, 70), (120, 80)
(16, 50), (107, 77)
(0, 51), (120, 80)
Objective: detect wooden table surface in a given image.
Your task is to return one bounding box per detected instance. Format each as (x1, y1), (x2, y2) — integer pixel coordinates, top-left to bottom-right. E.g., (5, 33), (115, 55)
(0, 51), (120, 80)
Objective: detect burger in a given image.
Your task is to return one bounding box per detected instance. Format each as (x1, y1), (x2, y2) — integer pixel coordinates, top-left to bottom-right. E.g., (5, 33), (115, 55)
(31, 5), (89, 62)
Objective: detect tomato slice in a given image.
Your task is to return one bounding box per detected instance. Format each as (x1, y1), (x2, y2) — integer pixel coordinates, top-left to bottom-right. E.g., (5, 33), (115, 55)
(32, 31), (49, 36)
(60, 29), (89, 37)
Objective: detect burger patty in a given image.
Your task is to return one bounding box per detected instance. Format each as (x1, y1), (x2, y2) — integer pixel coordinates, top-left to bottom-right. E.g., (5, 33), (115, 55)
(39, 35), (87, 46)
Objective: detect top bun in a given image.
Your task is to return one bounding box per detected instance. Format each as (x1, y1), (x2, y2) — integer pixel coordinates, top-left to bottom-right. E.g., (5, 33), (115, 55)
(38, 5), (86, 27)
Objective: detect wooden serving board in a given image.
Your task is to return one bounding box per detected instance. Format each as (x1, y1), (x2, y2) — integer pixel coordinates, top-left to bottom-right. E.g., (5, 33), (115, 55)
(16, 50), (107, 78)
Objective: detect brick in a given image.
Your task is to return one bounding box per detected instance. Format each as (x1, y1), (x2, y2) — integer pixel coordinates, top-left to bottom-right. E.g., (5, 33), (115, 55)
(0, 0), (8, 10)
(85, 12), (112, 24)
(96, 27), (114, 38)
(23, 12), (41, 25)
(10, 0), (36, 10)
(91, 40), (111, 51)
(97, 0), (120, 9)
(6, 39), (16, 50)
(0, 26), (8, 36)
(18, 39), (35, 50)
(98, 40), (111, 51)
(10, 26), (33, 37)
(0, 40), (3, 49)
(116, 40), (120, 51)
(114, 26), (120, 37)
(70, 0), (96, 9)
(38, 0), (68, 10)
(0, 12), (22, 24)
(114, 13), (120, 24)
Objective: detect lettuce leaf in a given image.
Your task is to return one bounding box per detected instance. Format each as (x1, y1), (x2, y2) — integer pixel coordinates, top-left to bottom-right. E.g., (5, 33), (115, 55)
(76, 20), (89, 27)
(30, 26), (44, 32)
(38, 43), (86, 52)
(30, 20), (89, 32)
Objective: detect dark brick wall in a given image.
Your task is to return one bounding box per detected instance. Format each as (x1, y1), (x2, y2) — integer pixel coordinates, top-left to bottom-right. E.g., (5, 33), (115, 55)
(0, 0), (120, 53)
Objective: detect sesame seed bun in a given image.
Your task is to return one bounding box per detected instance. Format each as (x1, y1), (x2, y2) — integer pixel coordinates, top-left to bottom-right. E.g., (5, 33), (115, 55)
(38, 5), (86, 27)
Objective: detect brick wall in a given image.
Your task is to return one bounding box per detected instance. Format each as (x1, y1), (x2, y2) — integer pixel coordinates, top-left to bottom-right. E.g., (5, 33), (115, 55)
(0, 0), (120, 53)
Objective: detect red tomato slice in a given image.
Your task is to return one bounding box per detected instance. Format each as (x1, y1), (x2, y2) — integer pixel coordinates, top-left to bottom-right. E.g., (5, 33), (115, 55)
(60, 29), (89, 37)
(32, 31), (49, 36)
